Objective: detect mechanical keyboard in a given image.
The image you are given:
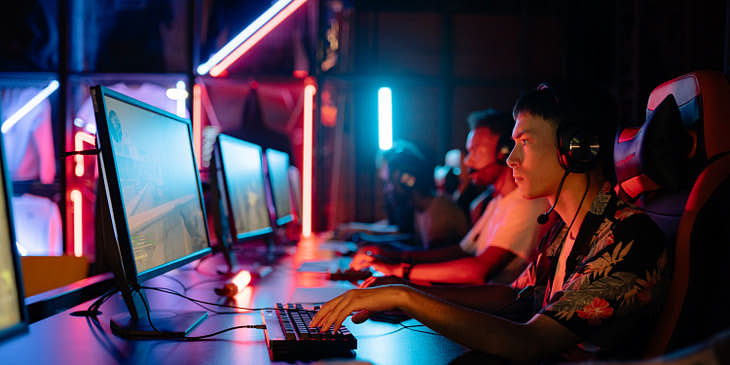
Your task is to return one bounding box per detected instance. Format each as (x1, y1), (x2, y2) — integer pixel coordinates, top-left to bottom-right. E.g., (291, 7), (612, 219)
(262, 303), (357, 361)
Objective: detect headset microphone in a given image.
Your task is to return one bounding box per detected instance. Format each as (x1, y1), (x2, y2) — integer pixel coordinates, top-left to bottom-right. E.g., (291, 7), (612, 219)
(537, 170), (569, 224)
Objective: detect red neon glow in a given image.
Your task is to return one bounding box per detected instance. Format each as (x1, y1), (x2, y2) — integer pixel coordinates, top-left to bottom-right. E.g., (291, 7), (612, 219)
(193, 84), (202, 168)
(70, 189), (83, 257)
(210, 0), (308, 77)
(74, 131), (96, 177)
(302, 84), (316, 237)
(232, 270), (253, 289)
(293, 70), (308, 78)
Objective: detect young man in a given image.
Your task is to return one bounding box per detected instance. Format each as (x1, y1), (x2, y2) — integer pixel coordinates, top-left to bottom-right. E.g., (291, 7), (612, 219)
(311, 84), (670, 362)
(351, 140), (470, 250)
(351, 110), (550, 285)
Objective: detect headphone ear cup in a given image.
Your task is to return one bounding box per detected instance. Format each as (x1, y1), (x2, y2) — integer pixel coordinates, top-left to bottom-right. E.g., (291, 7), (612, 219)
(495, 136), (514, 164)
(557, 124), (600, 173)
(399, 172), (416, 190)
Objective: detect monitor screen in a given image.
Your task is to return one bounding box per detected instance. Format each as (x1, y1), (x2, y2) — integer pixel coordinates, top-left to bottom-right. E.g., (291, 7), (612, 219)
(217, 134), (272, 240)
(93, 87), (210, 281)
(0, 132), (28, 341)
(265, 148), (294, 226)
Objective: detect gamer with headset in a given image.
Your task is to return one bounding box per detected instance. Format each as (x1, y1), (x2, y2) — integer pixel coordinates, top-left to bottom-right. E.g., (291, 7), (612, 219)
(311, 82), (671, 362)
(351, 109), (551, 285)
(342, 140), (470, 251)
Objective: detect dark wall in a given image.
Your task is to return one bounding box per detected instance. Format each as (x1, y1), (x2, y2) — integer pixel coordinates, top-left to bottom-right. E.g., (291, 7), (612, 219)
(340, 0), (728, 223)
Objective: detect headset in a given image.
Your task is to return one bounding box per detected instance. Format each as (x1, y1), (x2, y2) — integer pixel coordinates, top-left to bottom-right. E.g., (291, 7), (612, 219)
(495, 133), (515, 165)
(385, 146), (428, 193)
(536, 82), (601, 224)
(538, 83), (601, 173)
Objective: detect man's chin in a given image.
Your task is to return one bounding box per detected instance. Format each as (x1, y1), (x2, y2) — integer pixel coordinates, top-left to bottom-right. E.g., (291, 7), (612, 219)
(516, 185), (537, 199)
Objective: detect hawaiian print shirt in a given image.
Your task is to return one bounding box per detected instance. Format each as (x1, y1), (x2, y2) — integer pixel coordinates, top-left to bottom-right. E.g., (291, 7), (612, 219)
(511, 183), (671, 360)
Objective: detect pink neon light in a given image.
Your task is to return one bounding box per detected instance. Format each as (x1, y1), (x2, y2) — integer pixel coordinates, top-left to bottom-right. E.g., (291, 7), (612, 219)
(210, 0), (308, 77)
(74, 131), (96, 177)
(302, 84), (316, 237)
(232, 270), (253, 289)
(70, 189), (83, 257)
(193, 84), (202, 168)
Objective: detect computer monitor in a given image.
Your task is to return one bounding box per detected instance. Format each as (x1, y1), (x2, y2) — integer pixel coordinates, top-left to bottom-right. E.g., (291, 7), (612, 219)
(91, 86), (211, 338)
(210, 134), (272, 271)
(264, 148), (294, 227)
(0, 117), (29, 342)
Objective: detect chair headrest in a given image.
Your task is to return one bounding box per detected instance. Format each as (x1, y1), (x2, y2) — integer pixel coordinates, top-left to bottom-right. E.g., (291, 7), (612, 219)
(614, 95), (692, 200)
(647, 70), (730, 161)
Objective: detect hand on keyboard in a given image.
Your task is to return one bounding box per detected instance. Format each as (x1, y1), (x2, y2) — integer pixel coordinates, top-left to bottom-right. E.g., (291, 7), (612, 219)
(309, 285), (407, 333)
(262, 303), (357, 360)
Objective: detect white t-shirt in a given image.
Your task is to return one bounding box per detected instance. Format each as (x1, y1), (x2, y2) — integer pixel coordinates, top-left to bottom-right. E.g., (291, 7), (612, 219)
(459, 189), (550, 283)
(12, 194), (62, 256)
(1, 87), (55, 183)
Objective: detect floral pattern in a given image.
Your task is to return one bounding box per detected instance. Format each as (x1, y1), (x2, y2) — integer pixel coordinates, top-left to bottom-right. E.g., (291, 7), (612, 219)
(513, 183), (670, 358)
(576, 297), (614, 325)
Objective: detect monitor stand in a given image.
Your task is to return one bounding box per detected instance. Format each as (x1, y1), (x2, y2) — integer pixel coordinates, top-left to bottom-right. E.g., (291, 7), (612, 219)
(96, 177), (208, 339)
(110, 311), (207, 338)
(109, 287), (207, 338)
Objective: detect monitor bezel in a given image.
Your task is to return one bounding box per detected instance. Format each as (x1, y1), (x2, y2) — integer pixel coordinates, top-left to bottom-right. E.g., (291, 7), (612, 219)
(92, 86), (212, 284)
(215, 134), (273, 242)
(0, 118), (29, 341)
(264, 148), (295, 227)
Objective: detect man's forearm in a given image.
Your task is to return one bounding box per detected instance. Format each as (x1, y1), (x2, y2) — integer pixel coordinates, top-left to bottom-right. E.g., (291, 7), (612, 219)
(403, 244), (467, 263)
(397, 287), (576, 362)
(414, 283), (516, 313)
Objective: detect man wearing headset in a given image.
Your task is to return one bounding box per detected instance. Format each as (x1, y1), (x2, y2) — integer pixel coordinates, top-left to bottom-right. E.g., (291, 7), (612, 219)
(351, 109), (551, 285)
(311, 83), (670, 362)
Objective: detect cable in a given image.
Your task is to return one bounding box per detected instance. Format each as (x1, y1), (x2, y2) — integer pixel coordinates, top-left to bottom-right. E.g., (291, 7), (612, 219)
(564, 173), (590, 240)
(538, 170), (570, 224)
(161, 274), (189, 293)
(132, 286), (265, 340)
(178, 324), (266, 340)
(547, 172), (591, 298)
(140, 286), (314, 313)
(399, 323), (440, 336)
(185, 277), (231, 291)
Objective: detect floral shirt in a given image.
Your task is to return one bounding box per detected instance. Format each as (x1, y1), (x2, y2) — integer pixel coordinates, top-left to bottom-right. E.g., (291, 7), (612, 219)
(511, 183), (671, 360)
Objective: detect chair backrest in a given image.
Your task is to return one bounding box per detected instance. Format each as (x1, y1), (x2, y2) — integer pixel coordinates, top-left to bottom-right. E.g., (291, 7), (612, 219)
(615, 70), (730, 357)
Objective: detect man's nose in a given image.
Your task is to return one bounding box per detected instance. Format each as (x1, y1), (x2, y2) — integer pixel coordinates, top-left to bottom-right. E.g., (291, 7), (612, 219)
(506, 147), (519, 167)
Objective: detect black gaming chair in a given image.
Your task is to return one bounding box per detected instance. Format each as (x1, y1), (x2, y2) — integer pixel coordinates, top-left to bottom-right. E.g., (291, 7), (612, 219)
(613, 70), (730, 357)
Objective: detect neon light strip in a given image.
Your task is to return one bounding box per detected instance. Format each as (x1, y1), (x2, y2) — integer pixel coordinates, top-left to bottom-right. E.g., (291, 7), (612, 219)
(302, 84), (316, 237)
(70, 189), (83, 257)
(197, 0), (294, 75)
(208, 0), (308, 76)
(74, 131), (96, 177)
(175, 81), (188, 118)
(378, 87), (393, 150)
(1, 80), (60, 133)
(193, 84), (202, 168)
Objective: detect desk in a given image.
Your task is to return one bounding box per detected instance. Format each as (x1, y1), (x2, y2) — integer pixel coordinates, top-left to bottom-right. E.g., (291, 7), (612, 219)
(0, 238), (468, 364)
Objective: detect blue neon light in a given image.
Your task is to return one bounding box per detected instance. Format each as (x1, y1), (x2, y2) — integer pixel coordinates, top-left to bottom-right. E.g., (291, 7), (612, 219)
(378, 87), (393, 151)
(1, 80), (60, 134)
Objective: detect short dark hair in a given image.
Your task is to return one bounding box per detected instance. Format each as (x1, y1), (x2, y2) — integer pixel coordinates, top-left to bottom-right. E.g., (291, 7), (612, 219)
(512, 82), (619, 183)
(378, 140), (434, 194)
(467, 109), (514, 140)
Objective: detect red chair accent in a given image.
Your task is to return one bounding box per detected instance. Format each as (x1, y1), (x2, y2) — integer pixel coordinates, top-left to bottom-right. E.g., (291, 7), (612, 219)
(642, 70), (730, 357)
